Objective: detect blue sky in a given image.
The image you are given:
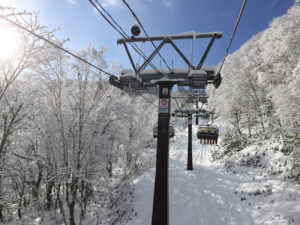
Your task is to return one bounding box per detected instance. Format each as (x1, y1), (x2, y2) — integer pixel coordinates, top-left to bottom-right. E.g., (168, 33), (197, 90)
(3, 0), (296, 70)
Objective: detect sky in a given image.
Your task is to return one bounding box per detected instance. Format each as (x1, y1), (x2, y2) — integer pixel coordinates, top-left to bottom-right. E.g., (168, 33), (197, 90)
(1, 0), (296, 71)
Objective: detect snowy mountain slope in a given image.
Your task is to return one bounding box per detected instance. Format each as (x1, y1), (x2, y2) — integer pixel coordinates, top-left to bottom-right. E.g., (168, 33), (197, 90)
(125, 120), (300, 225)
(208, 4), (300, 189)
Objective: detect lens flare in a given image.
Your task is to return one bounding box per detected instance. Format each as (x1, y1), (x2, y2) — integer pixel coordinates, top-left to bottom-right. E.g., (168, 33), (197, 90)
(1, 0), (13, 7)
(0, 25), (21, 59)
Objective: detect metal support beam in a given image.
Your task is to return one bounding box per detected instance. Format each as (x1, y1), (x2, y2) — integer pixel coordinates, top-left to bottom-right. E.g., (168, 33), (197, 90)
(187, 114), (193, 171)
(123, 41), (137, 73)
(174, 98), (182, 111)
(117, 32), (222, 44)
(197, 34), (217, 70)
(152, 83), (173, 225)
(168, 39), (196, 70)
(195, 100), (199, 125)
(175, 109), (205, 115)
(121, 40), (158, 73)
(117, 31), (222, 79)
(137, 39), (167, 74)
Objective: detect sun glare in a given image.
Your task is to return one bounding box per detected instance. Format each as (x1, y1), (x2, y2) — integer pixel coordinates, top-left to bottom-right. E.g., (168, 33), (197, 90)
(2, 0), (14, 7)
(0, 25), (21, 59)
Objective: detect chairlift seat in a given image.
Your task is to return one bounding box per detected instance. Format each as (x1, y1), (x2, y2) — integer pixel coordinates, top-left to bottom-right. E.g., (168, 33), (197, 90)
(197, 124), (219, 144)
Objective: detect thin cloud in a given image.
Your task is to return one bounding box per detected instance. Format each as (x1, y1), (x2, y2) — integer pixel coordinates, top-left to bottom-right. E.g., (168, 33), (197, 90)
(162, 0), (175, 9)
(95, 0), (142, 8)
(102, 0), (120, 7)
(67, 0), (77, 5)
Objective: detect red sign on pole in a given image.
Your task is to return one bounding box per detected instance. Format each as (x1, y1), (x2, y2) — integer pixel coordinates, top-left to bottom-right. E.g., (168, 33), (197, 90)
(161, 99), (167, 105)
(159, 98), (169, 113)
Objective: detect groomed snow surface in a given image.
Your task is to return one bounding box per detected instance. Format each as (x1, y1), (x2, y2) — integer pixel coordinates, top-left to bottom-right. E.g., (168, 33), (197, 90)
(126, 119), (300, 225)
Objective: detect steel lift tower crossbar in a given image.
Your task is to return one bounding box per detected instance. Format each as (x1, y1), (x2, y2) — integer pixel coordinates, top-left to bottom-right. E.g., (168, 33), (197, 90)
(117, 32), (222, 74)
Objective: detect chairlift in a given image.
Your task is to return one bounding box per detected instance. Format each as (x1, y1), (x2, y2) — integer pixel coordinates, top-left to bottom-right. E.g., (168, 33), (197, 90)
(172, 113), (187, 118)
(199, 97), (208, 104)
(200, 111), (210, 119)
(197, 124), (219, 144)
(195, 111), (210, 119)
(187, 97), (195, 103)
(153, 123), (175, 138)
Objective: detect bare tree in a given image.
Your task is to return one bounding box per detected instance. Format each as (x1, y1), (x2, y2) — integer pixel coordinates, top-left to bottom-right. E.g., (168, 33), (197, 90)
(0, 8), (55, 221)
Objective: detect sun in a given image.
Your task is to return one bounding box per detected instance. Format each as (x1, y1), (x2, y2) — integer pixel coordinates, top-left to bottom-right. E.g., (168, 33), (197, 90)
(1, 0), (14, 7)
(0, 24), (21, 59)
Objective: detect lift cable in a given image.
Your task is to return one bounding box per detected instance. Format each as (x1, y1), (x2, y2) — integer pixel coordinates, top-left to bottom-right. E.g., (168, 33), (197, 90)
(93, 0), (145, 56)
(128, 84), (159, 109)
(89, 0), (159, 72)
(218, 0), (247, 74)
(140, 94), (159, 109)
(88, 1), (159, 108)
(122, 0), (172, 71)
(209, 0), (247, 112)
(0, 14), (115, 77)
(0, 15), (158, 110)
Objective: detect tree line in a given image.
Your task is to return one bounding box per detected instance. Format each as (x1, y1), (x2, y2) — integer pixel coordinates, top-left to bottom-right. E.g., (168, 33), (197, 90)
(0, 7), (157, 225)
(210, 4), (300, 180)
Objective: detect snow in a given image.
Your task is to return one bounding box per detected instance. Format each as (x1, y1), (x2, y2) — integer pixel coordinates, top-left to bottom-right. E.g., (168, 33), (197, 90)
(178, 31), (198, 40)
(169, 31), (222, 39)
(149, 78), (186, 84)
(125, 118), (300, 225)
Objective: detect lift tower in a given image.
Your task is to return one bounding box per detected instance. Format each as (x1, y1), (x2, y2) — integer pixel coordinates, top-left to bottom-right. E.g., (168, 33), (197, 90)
(172, 108), (205, 171)
(173, 108), (205, 169)
(110, 31), (222, 225)
(173, 93), (208, 125)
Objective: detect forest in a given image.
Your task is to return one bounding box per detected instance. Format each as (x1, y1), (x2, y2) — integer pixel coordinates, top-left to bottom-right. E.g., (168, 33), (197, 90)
(0, 6), (158, 225)
(0, 2), (299, 225)
(210, 4), (300, 179)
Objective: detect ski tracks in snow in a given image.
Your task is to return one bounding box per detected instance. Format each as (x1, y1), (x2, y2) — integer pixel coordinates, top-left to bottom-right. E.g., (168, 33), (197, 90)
(126, 126), (255, 225)
(168, 127), (254, 225)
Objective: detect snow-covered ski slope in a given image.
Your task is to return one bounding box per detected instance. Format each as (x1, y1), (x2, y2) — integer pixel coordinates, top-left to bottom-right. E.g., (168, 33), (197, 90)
(126, 121), (300, 225)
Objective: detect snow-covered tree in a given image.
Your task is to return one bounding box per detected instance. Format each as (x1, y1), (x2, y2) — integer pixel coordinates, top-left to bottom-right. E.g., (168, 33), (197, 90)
(211, 3), (300, 180)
